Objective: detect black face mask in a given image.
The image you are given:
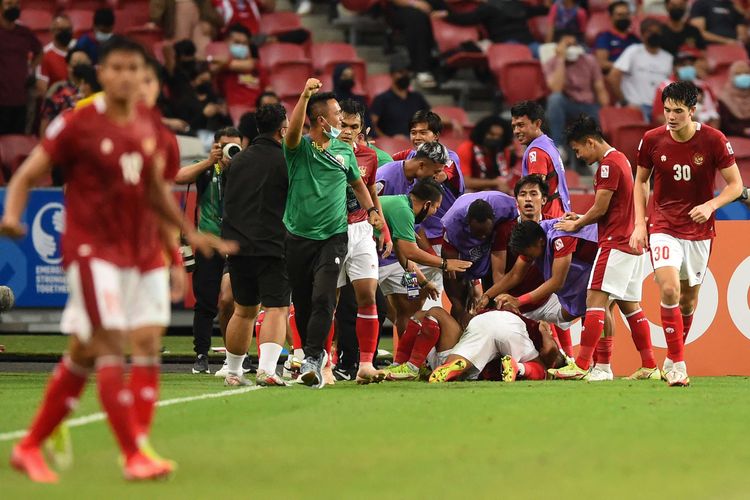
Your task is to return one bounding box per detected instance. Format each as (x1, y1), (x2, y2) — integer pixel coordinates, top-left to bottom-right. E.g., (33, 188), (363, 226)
(395, 75), (411, 90)
(3, 6), (20, 22)
(646, 33), (662, 48)
(195, 82), (213, 95)
(613, 18), (631, 32)
(338, 78), (355, 92)
(55, 29), (73, 47)
(414, 203), (431, 224)
(668, 7), (686, 21)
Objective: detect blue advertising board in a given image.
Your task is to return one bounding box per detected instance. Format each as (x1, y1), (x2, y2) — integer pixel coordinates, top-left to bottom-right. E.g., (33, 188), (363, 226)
(0, 188), (68, 307)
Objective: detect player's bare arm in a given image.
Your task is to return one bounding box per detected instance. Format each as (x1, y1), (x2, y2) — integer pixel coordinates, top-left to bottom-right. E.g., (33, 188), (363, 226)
(479, 256), (531, 308)
(369, 183), (392, 258)
(490, 250), (507, 286)
(0, 147), (53, 238)
(174, 143), (222, 185)
(395, 239), (471, 273)
(498, 253), (572, 311)
(555, 189), (614, 232)
(285, 78), (321, 150)
(688, 164), (743, 224)
(629, 165), (652, 252)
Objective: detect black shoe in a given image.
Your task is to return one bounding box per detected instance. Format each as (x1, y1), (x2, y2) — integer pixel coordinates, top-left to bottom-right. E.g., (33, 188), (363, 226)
(192, 354), (210, 374)
(242, 356), (258, 374)
(333, 365), (357, 382)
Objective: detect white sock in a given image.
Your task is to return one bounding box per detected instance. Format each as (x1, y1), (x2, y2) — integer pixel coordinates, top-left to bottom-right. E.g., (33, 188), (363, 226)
(517, 363), (526, 376)
(596, 363), (612, 373)
(226, 351), (245, 376)
(258, 343), (283, 375)
(673, 361), (687, 373)
(293, 348), (305, 360)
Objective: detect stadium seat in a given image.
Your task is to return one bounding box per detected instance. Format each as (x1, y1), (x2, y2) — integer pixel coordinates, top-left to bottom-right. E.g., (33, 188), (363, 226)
(496, 61), (548, 104)
(68, 0), (113, 9)
(229, 105), (254, 126)
(430, 18), (486, 68)
(125, 25), (164, 54)
(20, 0), (59, 9)
(318, 71), (368, 96)
(114, 1), (151, 32)
(372, 136), (412, 156)
(570, 192), (595, 213)
(599, 106), (645, 138)
(0, 135), (39, 181)
(527, 15), (549, 43)
(432, 105), (472, 139)
(438, 136), (465, 154)
(704, 72), (730, 98)
(339, 0), (380, 12)
(706, 44), (749, 75)
(487, 43), (534, 73)
(589, 0), (610, 12)
(565, 170), (587, 191)
(19, 9), (52, 32)
(610, 123), (650, 167)
(366, 74), (392, 103)
(205, 41), (230, 63)
(584, 11), (610, 46)
(67, 9), (94, 37)
(259, 43), (307, 71)
(728, 136), (750, 162)
(310, 42), (364, 75)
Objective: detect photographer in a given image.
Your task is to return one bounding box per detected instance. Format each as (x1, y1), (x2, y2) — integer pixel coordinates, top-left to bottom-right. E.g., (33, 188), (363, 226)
(175, 127), (242, 374)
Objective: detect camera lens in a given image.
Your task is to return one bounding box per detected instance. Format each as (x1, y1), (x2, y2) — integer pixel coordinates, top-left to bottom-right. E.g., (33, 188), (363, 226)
(223, 143), (241, 159)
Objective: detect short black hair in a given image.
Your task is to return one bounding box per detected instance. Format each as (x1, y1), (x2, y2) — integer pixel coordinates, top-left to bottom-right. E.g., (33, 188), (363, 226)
(510, 100), (545, 123)
(410, 178), (443, 203)
(98, 36), (146, 64)
(413, 141), (449, 165)
(72, 64), (100, 92)
(340, 98), (364, 124)
(256, 103), (287, 135)
(565, 114), (604, 145)
(143, 56), (164, 84)
(93, 8), (115, 28)
(409, 110), (442, 135)
(214, 127), (242, 142)
(554, 28), (579, 43)
(306, 92), (337, 121)
(227, 23), (251, 39)
(467, 199), (495, 223)
(65, 48), (88, 65)
(255, 90), (279, 109)
(470, 114), (512, 148)
(513, 174), (549, 199)
(509, 220), (546, 255)
(608, 0), (629, 16)
(661, 80), (698, 107)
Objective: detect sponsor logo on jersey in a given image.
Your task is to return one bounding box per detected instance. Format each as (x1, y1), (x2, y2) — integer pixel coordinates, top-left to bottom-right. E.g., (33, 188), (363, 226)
(693, 153), (704, 166)
(600, 164), (609, 178)
(529, 151), (537, 163)
(554, 238), (564, 252)
(374, 181), (385, 195)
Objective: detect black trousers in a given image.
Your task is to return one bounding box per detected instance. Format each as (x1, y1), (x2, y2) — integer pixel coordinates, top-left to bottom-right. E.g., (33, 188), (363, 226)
(389, 0), (445, 73)
(335, 283), (388, 370)
(286, 232), (348, 358)
(192, 251), (225, 355)
(0, 105), (26, 135)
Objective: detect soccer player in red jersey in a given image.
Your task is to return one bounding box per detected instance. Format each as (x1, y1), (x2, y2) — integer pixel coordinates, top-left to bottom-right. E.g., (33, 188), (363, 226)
(547, 116), (659, 381)
(630, 81), (743, 387)
(1, 38), (232, 483)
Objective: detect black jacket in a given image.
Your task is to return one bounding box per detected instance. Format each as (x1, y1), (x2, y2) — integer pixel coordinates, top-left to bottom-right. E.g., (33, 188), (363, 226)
(222, 135), (288, 257)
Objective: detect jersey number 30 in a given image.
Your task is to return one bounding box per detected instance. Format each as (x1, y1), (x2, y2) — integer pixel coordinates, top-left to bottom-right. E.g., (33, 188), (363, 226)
(120, 152), (144, 185)
(672, 164), (692, 181)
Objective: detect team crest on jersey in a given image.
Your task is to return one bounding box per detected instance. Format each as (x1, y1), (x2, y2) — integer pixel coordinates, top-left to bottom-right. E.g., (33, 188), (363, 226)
(529, 151), (537, 163)
(554, 239), (564, 251)
(660, 155), (667, 162)
(335, 154), (346, 166)
(358, 165), (368, 177)
(693, 153), (704, 166)
(600, 164), (609, 178)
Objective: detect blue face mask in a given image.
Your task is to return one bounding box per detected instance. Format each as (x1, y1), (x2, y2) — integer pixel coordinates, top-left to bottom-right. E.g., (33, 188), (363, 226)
(733, 73), (750, 90)
(324, 125), (341, 140)
(677, 65), (697, 82)
(94, 31), (112, 42)
(229, 43), (249, 60)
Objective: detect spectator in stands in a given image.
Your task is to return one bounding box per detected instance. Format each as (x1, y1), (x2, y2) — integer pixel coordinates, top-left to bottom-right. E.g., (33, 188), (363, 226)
(651, 48), (719, 127)
(213, 0), (311, 45)
(719, 60), (750, 136)
(74, 8), (115, 64)
(456, 115), (516, 193)
(370, 55), (430, 137)
(544, 30), (609, 146)
(36, 14), (74, 95)
(546, 0), (587, 43)
(609, 18), (673, 120)
(333, 63), (372, 131)
(594, 1), (639, 73)
(216, 24), (268, 109)
(689, 0), (748, 48)
(237, 91), (280, 146)
(150, 0), (222, 57)
(39, 50), (93, 135)
(662, 0), (707, 56)
(386, 0), (440, 88)
(0, 0), (41, 135)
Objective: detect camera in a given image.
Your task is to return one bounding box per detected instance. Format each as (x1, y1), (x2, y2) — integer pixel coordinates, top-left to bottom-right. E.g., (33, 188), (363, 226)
(180, 237), (196, 273)
(222, 143), (241, 160)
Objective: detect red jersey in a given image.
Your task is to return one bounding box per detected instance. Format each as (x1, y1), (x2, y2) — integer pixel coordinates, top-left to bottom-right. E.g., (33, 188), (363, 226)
(219, 62), (268, 108)
(41, 96), (165, 271)
(493, 217), (546, 311)
(213, 0), (262, 34)
(37, 43), (68, 87)
(595, 148), (640, 254)
(637, 123), (735, 240)
(348, 143), (378, 224)
(526, 147), (564, 218)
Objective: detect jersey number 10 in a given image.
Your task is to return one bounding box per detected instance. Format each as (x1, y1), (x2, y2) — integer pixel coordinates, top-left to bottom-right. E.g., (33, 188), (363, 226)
(672, 164), (692, 181)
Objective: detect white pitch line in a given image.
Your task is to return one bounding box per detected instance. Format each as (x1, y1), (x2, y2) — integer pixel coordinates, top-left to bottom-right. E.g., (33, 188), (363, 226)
(0, 386), (262, 443)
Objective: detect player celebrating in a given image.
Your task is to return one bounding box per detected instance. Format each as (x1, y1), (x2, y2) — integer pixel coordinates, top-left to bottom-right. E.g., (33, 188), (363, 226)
(630, 81), (743, 386)
(548, 116), (659, 381)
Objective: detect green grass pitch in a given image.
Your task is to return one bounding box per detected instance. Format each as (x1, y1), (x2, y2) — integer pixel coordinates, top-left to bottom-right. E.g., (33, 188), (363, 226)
(1, 372), (750, 499)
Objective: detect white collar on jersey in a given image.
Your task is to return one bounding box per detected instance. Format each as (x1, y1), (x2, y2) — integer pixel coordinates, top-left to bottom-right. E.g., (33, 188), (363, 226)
(664, 122), (702, 132)
(93, 93), (107, 113)
(603, 147), (616, 158)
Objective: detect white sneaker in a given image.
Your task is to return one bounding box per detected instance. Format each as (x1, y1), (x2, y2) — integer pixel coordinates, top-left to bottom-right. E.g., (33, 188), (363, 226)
(664, 369), (690, 387)
(214, 360), (229, 378)
(416, 72), (436, 89)
(256, 370), (291, 387)
(296, 0), (312, 15)
(224, 374), (253, 387)
(584, 365), (614, 382)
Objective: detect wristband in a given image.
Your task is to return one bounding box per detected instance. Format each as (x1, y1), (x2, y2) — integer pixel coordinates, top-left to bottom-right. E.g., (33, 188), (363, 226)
(518, 293), (532, 307)
(441, 258), (448, 271)
(367, 206), (379, 216)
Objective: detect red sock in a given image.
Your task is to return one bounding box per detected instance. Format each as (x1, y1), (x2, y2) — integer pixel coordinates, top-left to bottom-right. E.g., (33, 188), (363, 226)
(682, 312), (694, 343)
(408, 316), (441, 367)
(520, 360), (545, 380)
(661, 303), (684, 363)
(575, 308), (606, 370)
(394, 318), (420, 364)
(20, 357), (88, 449)
(356, 304), (379, 364)
(595, 336), (613, 365)
(255, 310), (265, 358)
(325, 322), (334, 367)
(129, 357), (159, 439)
(554, 325), (574, 357)
(290, 314), (302, 350)
(96, 358), (139, 459)
(625, 309), (656, 369)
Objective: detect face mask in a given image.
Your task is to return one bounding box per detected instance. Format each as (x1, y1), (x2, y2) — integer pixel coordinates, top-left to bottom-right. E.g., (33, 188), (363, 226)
(668, 8), (686, 21)
(613, 18), (631, 32)
(677, 65), (697, 82)
(3, 6), (20, 22)
(55, 29), (73, 47)
(395, 75), (411, 90)
(338, 78), (355, 92)
(94, 31), (112, 42)
(646, 33), (662, 48)
(565, 45), (584, 62)
(734, 73), (750, 90)
(229, 43), (249, 60)
(414, 203), (431, 224)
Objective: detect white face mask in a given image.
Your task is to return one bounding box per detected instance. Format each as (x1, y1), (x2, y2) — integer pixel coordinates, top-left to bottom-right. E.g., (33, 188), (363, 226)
(565, 45), (584, 62)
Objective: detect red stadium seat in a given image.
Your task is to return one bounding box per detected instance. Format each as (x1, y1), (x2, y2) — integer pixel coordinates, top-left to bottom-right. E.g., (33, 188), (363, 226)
(372, 136), (412, 156)
(432, 105), (472, 139)
(527, 15), (549, 43)
(340, 0), (380, 12)
(584, 11), (610, 46)
(125, 25), (164, 54)
(570, 192), (595, 213)
(272, 75), (305, 101)
(611, 123), (650, 167)
(487, 43), (534, 73)
(19, 9), (52, 32)
(114, 2), (151, 32)
(310, 42), (363, 75)
(67, 9), (93, 36)
(0, 135), (39, 180)
(259, 11), (303, 35)
(588, 0), (609, 12)
(259, 43), (307, 70)
(205, 41), (230, 63)
(496, 61), (548, 104)
(565, 170), (588, 191)
(229, 105), (253, 126)
(366, 74), (392, 103)
(439, 136), (465, 154)
(21, 0), (59, 9)
(707, 44), (749, 75)
(599, 106), (645, 138)
(728, 136), (750, 162)
(68, 0), (112, 9)
(430, 18), (486, 68)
